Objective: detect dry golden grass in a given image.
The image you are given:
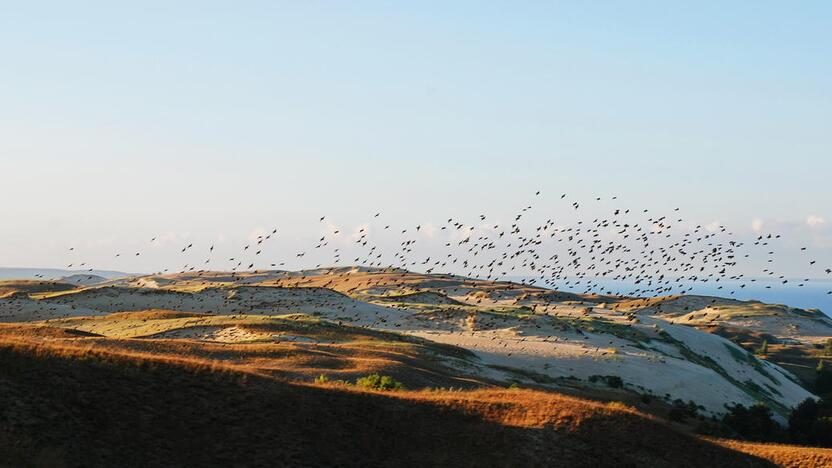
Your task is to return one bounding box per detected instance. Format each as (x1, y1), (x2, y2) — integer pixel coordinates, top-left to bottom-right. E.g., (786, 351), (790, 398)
(3, 293), (831, 468)
(0, 319), (484, 389)
(149, 269), (544, 297)
(0, 333), (774, 468)
(0, 279), (77, 298)
(398, 388), (643, 429)
(1, 321), (827, 467)
(716, 439), (832, 468)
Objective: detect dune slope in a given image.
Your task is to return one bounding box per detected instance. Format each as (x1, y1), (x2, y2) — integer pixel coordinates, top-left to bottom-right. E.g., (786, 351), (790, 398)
(0, 334), (790, 468)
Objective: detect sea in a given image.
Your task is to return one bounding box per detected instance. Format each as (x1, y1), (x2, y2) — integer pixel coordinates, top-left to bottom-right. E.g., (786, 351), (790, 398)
(510, 277), (832, 318)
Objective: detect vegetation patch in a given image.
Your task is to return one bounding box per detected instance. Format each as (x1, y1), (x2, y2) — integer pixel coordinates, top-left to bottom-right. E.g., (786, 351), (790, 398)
(661, 329), (788, 415)
(571, 317), (652, 343)
(488, 364), (561, 385)
(355, 374), (405, 391)
(588, 375), (624, 389)
(723, 343), (780, 385)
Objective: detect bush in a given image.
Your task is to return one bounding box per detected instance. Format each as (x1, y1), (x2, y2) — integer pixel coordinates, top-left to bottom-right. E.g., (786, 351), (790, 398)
(355, 374), (405, 391)
(668, 399), (699, 423)
(816, 361), (832, 396)
(722, 403), (778, 442)
(606, 376), (623, 388)
(588, 375), (623, 389)
(789, 397), (832, 447)
(756, 340), (768, 355)
(314, 374), (329, 384)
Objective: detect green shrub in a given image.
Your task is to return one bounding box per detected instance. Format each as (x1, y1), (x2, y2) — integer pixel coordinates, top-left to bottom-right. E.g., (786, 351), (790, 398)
(314, 374), (329, 384)
(722, 403), (778, 441)
(789, 397), (832, 447)
(756, 340), (768, 355)
(816, 361), (832, 396)
(355, 374), (405, 391)
(588, 374), (623, 389)
(668, 399), (699, 423)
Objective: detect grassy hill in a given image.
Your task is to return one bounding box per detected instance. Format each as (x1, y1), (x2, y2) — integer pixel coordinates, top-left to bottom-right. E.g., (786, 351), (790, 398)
(1, 268), (831, 466)
(0, 280), (77, 298)
(3, 328), (824, 468)
(0, 269), (820, 417)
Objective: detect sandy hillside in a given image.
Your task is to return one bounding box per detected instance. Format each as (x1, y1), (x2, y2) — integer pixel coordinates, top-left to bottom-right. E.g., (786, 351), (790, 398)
(4, 328), (814, 468)
(1, 268), (821, 419)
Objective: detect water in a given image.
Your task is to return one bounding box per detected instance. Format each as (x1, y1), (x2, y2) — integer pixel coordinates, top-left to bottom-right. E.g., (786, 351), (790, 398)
(510, 277), (832, 317)
(683, 280), (832, 315)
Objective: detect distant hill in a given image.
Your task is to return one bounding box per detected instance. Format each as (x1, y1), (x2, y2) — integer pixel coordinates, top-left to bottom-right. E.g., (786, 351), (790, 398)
(58, 274), (109, 286)
(0, 267), (133, 281)
(0, 280), (78, 298)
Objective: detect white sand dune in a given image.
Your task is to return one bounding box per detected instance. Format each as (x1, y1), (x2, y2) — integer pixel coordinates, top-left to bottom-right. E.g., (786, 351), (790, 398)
(395, 309), (813, 418)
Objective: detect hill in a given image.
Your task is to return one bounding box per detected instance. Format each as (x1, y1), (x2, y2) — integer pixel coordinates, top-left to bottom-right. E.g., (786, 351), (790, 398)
(0, 269), (817, 418)
(1, 325), (827, 467)
(1, 267), (830, 465)
(0, 280), (78, 298)
(0, 267), (132, 281)
(614, 294), (832, 390)
(58, 274), (109, 286)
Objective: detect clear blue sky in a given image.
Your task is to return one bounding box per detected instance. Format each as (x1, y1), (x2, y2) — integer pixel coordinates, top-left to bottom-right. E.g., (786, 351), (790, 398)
(0, 1), (830, 277)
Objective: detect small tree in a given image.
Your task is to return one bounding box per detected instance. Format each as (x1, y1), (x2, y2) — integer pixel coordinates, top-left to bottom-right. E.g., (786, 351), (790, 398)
(789, 397), (832, 447)
(668, 399), (699, 423)
(757, 340), (768, 355)
(816, 361), (832, 396)
(604, 375), (624, 388)
(789, 398), (819, 443)
(722, 403), (777, 441)
(588, 375), (623, 389)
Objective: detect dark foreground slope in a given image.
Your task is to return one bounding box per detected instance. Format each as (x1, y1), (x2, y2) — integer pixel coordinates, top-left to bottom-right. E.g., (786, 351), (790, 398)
(0, 335), (785, 468)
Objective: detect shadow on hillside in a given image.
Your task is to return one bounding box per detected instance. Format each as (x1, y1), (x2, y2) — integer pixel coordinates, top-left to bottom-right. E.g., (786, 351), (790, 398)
(0, 344), (774, 468)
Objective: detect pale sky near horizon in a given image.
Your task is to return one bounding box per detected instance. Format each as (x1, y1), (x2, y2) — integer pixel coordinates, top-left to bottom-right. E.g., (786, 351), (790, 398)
(1, 1), (830, 278)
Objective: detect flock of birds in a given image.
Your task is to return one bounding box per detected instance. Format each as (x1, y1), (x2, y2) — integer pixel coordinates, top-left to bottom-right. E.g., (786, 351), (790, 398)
(3, 192), (830, 401)
(57, 191), (831, 303)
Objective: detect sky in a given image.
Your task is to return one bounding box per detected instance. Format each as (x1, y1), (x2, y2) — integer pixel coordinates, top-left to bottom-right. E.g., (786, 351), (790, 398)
(0, 1), (830, 280)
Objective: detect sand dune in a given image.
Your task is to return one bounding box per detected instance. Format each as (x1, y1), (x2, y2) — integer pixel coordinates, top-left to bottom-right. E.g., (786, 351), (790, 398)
(0, 268), (821, 419)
